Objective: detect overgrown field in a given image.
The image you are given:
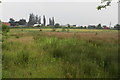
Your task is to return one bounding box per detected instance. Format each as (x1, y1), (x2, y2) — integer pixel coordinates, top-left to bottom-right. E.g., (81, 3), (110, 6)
(2, 29), (119, 78)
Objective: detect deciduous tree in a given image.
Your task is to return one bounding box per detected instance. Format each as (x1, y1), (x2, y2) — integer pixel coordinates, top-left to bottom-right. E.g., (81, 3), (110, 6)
(49, 18), (52, 26)
(9, 18), (15, 26)
(43, 15), (46, 26)
(19, 19), (26, 25)
(52, 17), (55, 26)
(96, 24), (102, 29)
(38, 16), (41, 24)
(28, 13), (36, 26)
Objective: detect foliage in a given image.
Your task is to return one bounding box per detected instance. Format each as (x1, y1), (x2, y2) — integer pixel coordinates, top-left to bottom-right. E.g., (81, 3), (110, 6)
(52, 17), (55, 26)
(97, 0), (112, 10)
(9, 18), (27, 26)
(96, 24), (102, 29)
(27, 13), (41, 26)
(19, 19), (26, 25)
(62, 27), (66, 32)
(49, 18), (52, 26)
(38, 16), (41, 24)
(43, 15), (46, 26)
(9, 18), (15, 26)
(2, 24), (10, 33)
(55, 23), (60, 28)
(27, 13), (36, 26)
(67, 24), (70, 28)
(35, 15), (38, 24)
(114, 24), (120, 30)
(2, 30), (118, 78)
(52, 28), (56, 32)
(49, 17), (55, 26)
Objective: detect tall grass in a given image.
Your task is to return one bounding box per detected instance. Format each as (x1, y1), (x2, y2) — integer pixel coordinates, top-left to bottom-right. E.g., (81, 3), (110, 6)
(2, 31), (118, 78)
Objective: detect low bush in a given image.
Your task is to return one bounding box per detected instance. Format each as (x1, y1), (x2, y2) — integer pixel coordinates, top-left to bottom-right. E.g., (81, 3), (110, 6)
(2, 24), (10, 33)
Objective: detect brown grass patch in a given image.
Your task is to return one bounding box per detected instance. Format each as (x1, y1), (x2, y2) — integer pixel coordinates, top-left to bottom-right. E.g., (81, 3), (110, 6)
(43, 32), (118, 43)
(7, 36), (34, 44)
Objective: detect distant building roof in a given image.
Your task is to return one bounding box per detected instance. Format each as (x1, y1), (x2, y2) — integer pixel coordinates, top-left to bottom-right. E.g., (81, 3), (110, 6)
(2, 22), (10, 26)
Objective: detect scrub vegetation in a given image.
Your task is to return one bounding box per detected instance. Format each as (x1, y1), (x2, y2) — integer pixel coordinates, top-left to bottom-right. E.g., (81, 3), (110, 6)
(2, 29), (118, 78)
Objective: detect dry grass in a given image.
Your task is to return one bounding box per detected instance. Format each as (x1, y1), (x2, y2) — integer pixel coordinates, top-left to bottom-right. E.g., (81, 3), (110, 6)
(10, 28), (118, 32)
(8, 31), (118, 44)
(3, 30), (118, 78)
(43, 32), (118, 43)
(7, 36), (34, 44)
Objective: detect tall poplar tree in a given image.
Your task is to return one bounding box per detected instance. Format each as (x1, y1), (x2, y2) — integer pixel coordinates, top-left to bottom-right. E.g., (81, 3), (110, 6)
(38, 16), (41, 24)
(43, 15), (46, 26)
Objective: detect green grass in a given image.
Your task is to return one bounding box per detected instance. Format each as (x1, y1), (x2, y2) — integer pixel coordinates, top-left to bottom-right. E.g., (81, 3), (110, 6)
(2, 29), (118, 78)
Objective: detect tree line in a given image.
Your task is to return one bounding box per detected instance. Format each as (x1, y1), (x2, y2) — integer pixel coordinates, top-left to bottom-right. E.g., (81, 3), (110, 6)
(9, 13), (55, 27)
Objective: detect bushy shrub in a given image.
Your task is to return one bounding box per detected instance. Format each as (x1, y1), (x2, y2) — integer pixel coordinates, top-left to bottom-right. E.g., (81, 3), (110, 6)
(2, 24), (10, 33)
(62, 28), (66, 32)
(16, 35), (20, 38)
(39, 29), (42, 31)
(52, 28), (56, 32)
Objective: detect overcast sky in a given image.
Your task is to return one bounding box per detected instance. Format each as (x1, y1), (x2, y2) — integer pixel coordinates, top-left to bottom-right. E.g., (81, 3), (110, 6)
(0, 0), (118, 26)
